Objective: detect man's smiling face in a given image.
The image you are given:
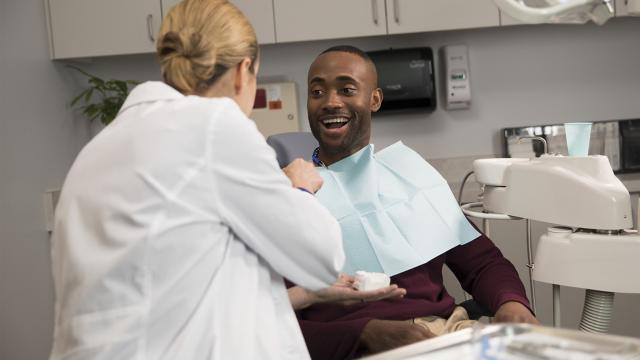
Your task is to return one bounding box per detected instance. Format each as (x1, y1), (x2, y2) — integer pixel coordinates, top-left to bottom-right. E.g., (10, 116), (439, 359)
(307, 51), (382, 165)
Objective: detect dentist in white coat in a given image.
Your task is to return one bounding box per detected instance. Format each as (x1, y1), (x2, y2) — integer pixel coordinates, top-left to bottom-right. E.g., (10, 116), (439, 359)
(49, 0), (344, 359)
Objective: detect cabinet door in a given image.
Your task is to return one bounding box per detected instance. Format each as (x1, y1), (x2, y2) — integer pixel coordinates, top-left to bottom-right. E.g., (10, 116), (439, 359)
(499, 10), (524, 26)
(161, 0), (276, 44)
(615, 0), (631, 16)
(232, 0), (276, 44)
(47, 0), (161, 59)
(387, 0), (500, 34)
(274, 0), (387, 43)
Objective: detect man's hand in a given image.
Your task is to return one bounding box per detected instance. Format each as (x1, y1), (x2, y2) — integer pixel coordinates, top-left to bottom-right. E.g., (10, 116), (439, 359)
(313, 274), (406, 306)
(283, 158), (323, 193)
(360, 319), (435, 354)
(494, 301), (539, 325)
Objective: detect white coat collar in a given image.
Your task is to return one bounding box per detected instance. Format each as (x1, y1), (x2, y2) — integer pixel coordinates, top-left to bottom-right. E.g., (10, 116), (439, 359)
(119, 81), (184, 115)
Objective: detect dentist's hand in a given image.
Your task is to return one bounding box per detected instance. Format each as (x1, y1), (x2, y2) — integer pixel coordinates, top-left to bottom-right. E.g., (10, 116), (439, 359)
(283, 158), (323, 194)
(311, 274), (406, 306)
(288, 274), (406, 310)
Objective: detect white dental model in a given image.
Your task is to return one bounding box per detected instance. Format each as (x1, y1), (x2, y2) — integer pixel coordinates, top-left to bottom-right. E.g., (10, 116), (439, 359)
(353, 271), (390, 291)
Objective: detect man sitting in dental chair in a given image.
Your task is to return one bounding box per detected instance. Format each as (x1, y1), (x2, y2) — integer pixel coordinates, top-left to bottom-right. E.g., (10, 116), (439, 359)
(287, 46), (539, 360)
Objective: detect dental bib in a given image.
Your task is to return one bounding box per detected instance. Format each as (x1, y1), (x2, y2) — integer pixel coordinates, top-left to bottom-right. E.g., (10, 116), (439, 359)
(316, 142), (480, 276)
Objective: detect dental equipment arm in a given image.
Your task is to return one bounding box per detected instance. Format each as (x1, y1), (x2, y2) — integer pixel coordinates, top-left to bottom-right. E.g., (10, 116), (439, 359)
(472, 155), (640, 333)
(477, 155), (632, 230)
(493, 0), (615, 25)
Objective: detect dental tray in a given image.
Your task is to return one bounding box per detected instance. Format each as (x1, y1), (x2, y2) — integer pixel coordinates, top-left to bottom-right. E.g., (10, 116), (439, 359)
(362, 324), (640, 360)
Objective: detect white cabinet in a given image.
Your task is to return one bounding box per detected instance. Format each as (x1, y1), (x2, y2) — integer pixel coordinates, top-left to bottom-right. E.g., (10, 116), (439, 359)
(160, 0), (178, 15)
(615, 0), (636, 16)
(231, 0), (276, 44)
(161, 0), (276, 44)
(46, 0), (276, 59)
(274, 0), (387, 43)
(46, 0), (161, 59)
(274, 0), (499, 43)
(386, 0), (500, 34)
(500, 9), (525, 26)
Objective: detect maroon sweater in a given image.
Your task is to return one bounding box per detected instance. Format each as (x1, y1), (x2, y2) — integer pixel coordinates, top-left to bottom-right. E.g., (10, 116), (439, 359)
(291, 232), (530, 360)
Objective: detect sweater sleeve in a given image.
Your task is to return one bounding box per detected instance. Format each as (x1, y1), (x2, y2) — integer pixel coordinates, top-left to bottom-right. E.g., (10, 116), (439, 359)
(445, 230), (532, 315)
(285, 279), (371, 360)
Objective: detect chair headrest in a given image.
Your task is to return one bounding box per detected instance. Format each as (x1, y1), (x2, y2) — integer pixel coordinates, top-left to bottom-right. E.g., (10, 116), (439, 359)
(266, 132), (319, 168)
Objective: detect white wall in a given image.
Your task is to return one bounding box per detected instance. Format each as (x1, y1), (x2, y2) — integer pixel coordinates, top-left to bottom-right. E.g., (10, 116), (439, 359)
(1, 2), (639, 358)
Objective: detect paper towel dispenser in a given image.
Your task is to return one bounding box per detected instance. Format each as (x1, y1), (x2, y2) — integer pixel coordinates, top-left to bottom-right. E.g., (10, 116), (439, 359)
(367, 47), (436, 112)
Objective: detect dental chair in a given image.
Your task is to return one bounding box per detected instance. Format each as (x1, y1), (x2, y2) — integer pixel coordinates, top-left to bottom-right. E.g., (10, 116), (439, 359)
(266, 131), (318, 168)
(266, 131), (493, 320)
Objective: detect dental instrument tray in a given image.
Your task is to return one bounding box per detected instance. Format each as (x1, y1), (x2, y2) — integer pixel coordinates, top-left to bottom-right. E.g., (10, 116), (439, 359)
(362, 324), (640, 360)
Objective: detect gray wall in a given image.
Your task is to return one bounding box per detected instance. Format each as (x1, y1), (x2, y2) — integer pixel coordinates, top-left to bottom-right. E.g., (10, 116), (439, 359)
(1, 1), (640, 358)
(1, 1), (89, 360)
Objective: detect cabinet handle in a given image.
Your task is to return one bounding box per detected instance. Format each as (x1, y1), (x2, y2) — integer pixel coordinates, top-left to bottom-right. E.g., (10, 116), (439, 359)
(393, 0), (400, 23)
(146, 14), (155, 43)
(371, 0), (379, 25)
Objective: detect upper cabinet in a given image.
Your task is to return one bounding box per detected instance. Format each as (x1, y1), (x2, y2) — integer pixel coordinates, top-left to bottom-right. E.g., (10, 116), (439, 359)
(273, 0), (387, 43)
(161, 0), (276, 44)
(615, 0), (633, 16)
(46, 0), (275, 59)
(231, 0), (276, 44)
(273, 0), (499, 42)
(46, 0), (161, 59)
(386, 0), (500, 34)
(49, 0), (622, 59)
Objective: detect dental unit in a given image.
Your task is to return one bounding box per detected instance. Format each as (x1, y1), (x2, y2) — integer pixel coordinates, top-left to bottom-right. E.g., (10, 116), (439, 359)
(469, 149), (640, 333)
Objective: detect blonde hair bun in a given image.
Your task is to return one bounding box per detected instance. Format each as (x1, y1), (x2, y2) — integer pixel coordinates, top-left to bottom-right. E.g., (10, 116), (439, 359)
(157, 0), (257, 95)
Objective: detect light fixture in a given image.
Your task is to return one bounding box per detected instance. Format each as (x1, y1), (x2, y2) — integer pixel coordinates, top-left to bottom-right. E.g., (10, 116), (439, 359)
(493, 0), (615, 25)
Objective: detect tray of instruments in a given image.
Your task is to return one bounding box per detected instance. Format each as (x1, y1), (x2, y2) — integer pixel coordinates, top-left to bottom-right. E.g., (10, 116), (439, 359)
(362, 324), (640, 360)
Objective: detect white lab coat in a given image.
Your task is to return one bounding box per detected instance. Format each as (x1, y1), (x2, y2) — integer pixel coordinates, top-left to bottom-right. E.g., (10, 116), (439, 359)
(49, 82), (344, 360)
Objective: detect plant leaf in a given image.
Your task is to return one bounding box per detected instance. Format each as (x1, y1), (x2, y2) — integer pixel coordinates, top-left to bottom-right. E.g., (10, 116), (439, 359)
(67, 65), (137, 125)
(70, 89), (89, 108)
(83, 88), (94, 103)
(66, 64), (94, 78)
(114, 80), (128, 94)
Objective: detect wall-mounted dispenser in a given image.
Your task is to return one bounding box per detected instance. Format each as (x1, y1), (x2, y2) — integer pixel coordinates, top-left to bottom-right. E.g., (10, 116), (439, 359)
(441, 45), (471, 110)
(367, 47), (436, 112)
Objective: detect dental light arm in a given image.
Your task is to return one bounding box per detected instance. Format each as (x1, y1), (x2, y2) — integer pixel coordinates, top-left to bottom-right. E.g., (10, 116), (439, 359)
(493, 0), (615, 25)
(476, 155), (632, 230)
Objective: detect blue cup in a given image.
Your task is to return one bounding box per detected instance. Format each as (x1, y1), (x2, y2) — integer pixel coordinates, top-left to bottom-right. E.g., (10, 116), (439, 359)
(564, 122), (592, 157)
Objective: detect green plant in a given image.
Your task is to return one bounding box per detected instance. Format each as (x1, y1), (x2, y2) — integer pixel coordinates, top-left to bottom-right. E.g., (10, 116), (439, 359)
(69, 65), (139, 126)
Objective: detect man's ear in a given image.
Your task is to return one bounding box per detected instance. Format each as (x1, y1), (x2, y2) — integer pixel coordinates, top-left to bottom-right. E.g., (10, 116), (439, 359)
(370, 88), (383, 112)
(234, 57), (253, 95)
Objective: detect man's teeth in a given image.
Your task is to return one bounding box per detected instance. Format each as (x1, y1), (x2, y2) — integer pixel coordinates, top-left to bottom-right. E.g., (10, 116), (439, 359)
(322, 117), (349, 124)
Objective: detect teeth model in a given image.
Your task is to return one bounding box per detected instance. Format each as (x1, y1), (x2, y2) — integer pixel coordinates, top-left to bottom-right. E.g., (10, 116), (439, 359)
(353, 271), (390, 291)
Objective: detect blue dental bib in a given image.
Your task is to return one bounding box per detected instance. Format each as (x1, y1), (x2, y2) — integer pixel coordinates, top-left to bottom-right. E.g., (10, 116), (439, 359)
(316, 142), (480, 276)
